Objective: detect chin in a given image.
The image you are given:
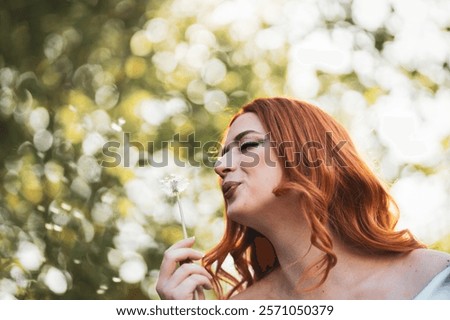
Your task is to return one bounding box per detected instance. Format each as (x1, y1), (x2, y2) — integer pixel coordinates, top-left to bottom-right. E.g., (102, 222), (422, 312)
(226, 205), (257, 228)
(226, 204), (244, 219)
(225, 206), (241, 221)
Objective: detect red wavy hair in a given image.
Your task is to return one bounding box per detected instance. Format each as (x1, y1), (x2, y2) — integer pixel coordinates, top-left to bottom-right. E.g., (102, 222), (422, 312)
(202, 97), (425, 299)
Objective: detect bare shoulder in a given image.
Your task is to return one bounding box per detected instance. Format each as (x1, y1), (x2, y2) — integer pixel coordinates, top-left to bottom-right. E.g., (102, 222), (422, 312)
(230, 272), (279, 300)
(229, 285), (263, 300)
(229, 280), (271, 300)
(372, 249), (450, 299)
(402, 248), (450, 281)
(407, 248), (450, 267)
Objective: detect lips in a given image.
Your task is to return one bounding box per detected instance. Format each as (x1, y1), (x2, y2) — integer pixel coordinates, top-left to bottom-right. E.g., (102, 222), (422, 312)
(222, 181), (241, 199)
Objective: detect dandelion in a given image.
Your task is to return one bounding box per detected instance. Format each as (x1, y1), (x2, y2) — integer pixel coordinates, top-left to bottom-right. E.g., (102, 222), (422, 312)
(161, 174), (190, 239)
(160, 174), (200, 300)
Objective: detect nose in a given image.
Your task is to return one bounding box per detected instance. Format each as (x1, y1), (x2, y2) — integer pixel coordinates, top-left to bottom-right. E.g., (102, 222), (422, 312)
(214, 150), (237, 178)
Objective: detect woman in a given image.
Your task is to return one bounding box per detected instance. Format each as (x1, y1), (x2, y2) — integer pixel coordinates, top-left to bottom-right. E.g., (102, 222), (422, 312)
(156, 97), (450, 299)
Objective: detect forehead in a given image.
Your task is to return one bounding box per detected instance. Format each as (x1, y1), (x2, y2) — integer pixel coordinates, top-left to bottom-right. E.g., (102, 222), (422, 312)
(224, 113), (266, 143)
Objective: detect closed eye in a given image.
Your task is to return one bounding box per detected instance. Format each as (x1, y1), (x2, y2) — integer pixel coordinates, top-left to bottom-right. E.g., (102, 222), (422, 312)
(239, 141), (263, 153)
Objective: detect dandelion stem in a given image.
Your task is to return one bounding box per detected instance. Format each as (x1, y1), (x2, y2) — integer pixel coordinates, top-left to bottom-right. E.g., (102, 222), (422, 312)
(175, 192), (188, 239)
(175, 192), (199, 300)
(161, 175), (198, 300)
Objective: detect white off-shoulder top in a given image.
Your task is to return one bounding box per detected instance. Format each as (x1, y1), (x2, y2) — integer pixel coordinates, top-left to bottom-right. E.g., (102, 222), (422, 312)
(414, 265), (450, 299)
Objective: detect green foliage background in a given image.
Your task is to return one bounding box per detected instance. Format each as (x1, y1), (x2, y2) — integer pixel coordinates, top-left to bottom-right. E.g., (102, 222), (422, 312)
(0, 0), (448, 299)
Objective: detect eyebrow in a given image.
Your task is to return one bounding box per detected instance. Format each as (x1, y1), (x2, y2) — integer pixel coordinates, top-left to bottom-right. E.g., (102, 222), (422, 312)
(221, 130), (263, 156)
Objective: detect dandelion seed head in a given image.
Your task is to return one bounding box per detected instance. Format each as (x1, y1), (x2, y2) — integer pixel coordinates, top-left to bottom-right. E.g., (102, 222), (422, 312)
(160, 174), (190, 239)
(160, 174), (189, 196)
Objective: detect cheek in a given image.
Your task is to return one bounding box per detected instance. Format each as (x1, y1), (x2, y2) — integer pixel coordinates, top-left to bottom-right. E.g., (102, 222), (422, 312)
(243, 152), (282, 190)
(257, 162), (282, 189)
(247, 170), (281, 202)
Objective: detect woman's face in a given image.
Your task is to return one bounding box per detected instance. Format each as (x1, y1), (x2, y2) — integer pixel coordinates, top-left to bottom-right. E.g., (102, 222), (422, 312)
(214, 113), (284, 227)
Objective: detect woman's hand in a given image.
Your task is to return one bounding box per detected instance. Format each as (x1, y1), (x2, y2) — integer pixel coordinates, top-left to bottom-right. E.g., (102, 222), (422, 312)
(156, 237), (213, 300)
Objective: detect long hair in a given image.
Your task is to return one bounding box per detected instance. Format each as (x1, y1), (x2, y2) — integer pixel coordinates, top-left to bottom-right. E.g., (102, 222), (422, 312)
(202, 97), (425, 299)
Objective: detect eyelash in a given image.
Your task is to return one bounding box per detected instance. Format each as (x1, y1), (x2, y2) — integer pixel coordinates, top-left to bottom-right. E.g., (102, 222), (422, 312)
(239, 141), (263, 153)
(220, 139), (265, 157)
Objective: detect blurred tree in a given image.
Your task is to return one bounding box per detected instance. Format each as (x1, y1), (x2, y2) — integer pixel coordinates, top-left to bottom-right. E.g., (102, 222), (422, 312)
(0, 0), (448, 299)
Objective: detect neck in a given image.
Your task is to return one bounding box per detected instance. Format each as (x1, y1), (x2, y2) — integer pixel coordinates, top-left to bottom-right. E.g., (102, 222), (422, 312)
(257, 208), (322, 285)
(252, 196), (322, 283)
(255, 203), (387, 295)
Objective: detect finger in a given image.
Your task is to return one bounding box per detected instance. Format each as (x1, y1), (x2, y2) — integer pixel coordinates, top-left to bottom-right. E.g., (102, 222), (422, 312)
(196, 287), (205, 300)
(168, 263), (212, 289)
(163, 237), (200, 270)
(159, 248), (204, 281)
(173, 275), (212, 299)
(172, 239), (198, 265)
(167, 237), (195, 251)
